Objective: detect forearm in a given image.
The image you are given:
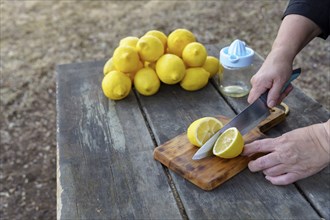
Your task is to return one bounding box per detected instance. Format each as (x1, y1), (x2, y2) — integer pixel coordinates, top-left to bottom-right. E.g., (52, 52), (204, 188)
(270, 14), (322, 63)
(247, 14), (324, 106)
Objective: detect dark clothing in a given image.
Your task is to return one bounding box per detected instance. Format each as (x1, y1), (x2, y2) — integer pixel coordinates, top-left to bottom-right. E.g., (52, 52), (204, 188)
(283, 0), (330, 39)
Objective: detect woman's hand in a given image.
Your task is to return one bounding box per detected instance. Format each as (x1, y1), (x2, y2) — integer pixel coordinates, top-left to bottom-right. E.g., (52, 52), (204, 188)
(242, 120), (330, 185)
(248, 14), (322, 108)
(247, 49), (293, 108)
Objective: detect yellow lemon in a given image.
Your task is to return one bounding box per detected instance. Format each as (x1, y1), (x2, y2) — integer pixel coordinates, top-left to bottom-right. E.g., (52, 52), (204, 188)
(102, 70), (132, 100)
(119, 36), (139, 49)
(137, 35), (164, 62)
(112, 46), (140, 73)
(134, 67), (160, 96)
(213, 127), (244, 159)
(180, 67), (210, 91)
(156, 54), (186, 84)
(103, 58), (116, 75)
(144, 61), (156, 70)
(167, 29), (196, 57)
(165, 47), (172, 54)
(145, 30), (167, 49)
(202, 56), (223, 78)
(182, 42), (207, 67)
(125, 60), (144, 82)
(187, 117), (223, 147)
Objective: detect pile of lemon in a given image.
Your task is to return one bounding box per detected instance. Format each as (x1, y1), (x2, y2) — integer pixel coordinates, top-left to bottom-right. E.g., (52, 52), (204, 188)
(102, 29), (223, 100)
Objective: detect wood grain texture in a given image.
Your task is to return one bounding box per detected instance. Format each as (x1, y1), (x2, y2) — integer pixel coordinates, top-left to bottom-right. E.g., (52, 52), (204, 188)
(56, 61), (182, 220)
(284, 89), (330, 220)
(154, 108), (285, 190)
(56, 44), (329, 220)
(137, 82), (320, 219)
(208, 44), (330, 219)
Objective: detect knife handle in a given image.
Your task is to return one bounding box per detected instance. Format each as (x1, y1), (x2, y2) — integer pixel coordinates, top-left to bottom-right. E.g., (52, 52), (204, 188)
(259, 68), (301, 104)
(258, 103), (289, 133)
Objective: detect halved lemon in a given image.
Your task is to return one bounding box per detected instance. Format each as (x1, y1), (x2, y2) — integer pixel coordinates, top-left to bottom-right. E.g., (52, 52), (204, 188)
(187, 117), (223, 147)
(213, 127), (244, 159)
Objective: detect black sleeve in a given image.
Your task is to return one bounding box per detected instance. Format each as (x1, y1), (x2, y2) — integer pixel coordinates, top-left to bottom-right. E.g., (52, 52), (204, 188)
(283, 0), (330, 39)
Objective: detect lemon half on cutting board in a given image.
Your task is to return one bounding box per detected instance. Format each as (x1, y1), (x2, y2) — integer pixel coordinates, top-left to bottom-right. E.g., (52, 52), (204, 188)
(187, 117), (223, 147)
(213, 127), (244, 159)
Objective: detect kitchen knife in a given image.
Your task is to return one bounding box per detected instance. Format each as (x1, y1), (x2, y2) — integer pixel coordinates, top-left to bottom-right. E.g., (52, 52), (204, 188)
(192, 68), (301, 160)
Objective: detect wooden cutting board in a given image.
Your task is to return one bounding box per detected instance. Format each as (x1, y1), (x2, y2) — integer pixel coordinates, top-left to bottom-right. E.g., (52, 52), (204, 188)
(153, 106), (287, 190)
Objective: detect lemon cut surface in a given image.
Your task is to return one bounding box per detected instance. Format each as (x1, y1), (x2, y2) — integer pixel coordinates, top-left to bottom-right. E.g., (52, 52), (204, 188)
(187, 117), (223, 147)
(213, 127), (244, 159)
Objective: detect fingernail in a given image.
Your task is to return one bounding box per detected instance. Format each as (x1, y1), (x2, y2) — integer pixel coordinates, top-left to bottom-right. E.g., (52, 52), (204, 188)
(268, 100), (276, 108)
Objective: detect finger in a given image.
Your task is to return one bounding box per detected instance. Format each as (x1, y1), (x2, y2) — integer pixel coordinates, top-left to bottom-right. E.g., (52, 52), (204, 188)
(278, 84), (293, 103)
(248, 152), (280, 172)
(247, 76), (268, 104)
(267, 79), (284, 108)
(265, 173), (300, 185)
(263, 164), (288, 176)
(248, 86), (265, 104)
(241, 138), (276, 156)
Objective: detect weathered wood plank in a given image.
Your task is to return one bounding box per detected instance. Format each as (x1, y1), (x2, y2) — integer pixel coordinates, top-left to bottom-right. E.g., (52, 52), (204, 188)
(137, 82), (319, 219)
(213, 87), (330, 219)
(282, 88), (330, 220)
(297, 166), (330, 219)
(56, 61), (182, 219)
(56, 42), (329, 220)
(209, 44), (330, 219)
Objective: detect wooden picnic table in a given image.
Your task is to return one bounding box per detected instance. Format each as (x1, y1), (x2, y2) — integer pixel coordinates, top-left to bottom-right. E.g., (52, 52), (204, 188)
(56, 44), (330, 220)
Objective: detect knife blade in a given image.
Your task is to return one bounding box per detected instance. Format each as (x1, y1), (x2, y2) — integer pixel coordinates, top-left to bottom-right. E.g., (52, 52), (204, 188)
(192, 68), (301, 160)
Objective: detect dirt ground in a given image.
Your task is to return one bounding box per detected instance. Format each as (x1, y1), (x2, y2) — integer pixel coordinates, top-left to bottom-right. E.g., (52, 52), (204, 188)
(0, 1), (329, 219)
